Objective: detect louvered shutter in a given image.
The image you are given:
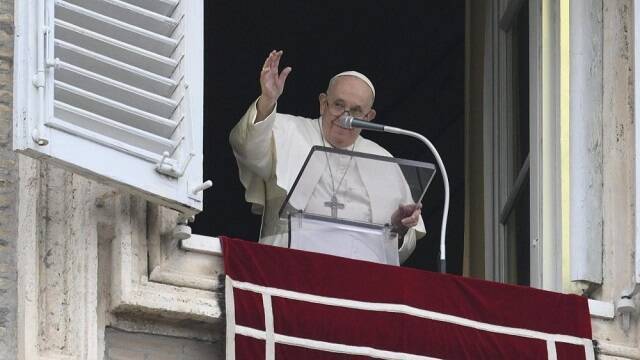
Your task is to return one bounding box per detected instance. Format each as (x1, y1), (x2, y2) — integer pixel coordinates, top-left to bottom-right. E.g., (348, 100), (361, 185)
(14, 0), (205, 215)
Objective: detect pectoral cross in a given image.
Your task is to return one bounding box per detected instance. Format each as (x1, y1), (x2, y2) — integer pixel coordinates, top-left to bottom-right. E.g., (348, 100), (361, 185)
(324, 195), (345, 218)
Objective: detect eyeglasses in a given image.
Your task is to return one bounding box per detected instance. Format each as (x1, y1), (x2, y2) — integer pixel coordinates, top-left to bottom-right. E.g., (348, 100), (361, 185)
(325, 99), (370, 119)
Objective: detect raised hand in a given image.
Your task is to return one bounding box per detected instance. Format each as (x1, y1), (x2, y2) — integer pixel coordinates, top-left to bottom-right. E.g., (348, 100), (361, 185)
(257, 50), (292, 119)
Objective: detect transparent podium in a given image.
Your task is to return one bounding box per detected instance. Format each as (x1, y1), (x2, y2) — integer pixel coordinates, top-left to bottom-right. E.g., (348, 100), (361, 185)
(279, 146), (436, 265)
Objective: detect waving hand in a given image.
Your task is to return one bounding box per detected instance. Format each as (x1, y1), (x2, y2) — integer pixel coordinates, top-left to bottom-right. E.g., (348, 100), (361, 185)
(256, 50), (292, 122)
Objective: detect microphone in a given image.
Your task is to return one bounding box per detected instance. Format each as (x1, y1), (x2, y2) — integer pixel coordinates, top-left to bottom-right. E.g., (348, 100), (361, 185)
(338, 115), (386, 132)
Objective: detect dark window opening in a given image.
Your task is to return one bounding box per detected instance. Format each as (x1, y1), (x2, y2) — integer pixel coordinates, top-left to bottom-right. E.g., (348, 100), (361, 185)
(193, 1), (466, 273)
(510, 1), (530, 286)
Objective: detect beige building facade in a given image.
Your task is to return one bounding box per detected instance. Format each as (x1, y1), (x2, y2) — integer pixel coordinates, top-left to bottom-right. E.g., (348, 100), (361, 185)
(0, 0), (638, 359)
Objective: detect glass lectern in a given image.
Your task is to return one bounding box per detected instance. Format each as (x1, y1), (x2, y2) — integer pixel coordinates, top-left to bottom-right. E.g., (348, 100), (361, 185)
(279, 146), (436, 265)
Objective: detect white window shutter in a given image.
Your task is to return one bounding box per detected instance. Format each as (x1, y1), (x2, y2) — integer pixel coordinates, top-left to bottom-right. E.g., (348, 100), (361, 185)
(14, 0), (206, 215)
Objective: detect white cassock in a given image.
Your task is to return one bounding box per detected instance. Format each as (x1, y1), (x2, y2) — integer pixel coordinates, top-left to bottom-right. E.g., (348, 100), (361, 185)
(229, 99), (426, 264)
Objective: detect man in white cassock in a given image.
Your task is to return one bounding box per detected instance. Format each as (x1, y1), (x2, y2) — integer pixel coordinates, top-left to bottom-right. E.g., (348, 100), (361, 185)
(229, 50), (426, 264)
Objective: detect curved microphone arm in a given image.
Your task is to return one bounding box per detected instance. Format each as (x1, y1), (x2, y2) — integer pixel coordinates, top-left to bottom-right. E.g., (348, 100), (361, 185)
(385, 126), (450, 273)
(340, 116), (451, 272)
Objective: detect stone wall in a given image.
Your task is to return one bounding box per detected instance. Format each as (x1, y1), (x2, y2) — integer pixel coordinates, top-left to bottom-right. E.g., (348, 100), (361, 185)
(104, 328), (222, 360)
(14, 160), (224, 359)
(593, 0), (639, 355)
(1, 0), (224, 357)
(0, 0), (17, 357)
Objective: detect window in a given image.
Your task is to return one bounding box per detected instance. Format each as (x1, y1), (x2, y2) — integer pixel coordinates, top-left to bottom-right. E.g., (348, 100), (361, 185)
(484, 0), (533, 285)
(483, 0), (563, 290)
(499, 0), (530, 285)
(13, 0), (205, 216)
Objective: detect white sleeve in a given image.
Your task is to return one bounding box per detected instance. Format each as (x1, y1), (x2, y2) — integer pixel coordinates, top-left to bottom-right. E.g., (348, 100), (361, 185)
(229, 98), (278, 180)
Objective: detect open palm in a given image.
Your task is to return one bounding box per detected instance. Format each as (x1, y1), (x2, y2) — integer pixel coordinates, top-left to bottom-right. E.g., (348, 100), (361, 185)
(260, 50), (292, 105)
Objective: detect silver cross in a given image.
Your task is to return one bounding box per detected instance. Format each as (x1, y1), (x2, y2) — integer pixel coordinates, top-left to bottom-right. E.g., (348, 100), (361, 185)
(324, 195), (345, 218)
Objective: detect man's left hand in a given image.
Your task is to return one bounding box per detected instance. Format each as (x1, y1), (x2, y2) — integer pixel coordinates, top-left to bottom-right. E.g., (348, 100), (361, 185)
(390, 203), (422, 235)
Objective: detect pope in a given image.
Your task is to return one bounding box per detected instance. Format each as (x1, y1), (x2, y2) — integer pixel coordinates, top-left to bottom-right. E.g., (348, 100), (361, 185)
(229, 50), (425, 264)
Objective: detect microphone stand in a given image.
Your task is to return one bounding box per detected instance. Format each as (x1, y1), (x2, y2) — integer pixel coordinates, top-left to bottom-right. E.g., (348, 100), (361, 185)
(342, 116), (450, 273)
(385, 126), (450, 273)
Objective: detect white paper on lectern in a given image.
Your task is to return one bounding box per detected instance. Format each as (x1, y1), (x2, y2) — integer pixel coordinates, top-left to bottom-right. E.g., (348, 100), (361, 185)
(289, 215), (399, 265)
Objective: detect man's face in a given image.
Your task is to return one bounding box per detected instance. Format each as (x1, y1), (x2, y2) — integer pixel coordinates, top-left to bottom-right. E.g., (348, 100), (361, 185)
(319, 76), (376, 148)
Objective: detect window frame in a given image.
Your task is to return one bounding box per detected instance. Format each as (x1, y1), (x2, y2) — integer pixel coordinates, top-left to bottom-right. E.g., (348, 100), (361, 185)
(482, 0), (563, 290)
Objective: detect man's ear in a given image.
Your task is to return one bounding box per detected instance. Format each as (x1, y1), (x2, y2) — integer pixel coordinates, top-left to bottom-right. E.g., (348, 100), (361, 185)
(318, 93), (327, 115)
(367, 109), (377, 121)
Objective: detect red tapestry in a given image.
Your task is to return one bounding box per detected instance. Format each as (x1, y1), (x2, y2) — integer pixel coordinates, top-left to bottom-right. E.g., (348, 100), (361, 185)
(221, 237), (593, 359)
